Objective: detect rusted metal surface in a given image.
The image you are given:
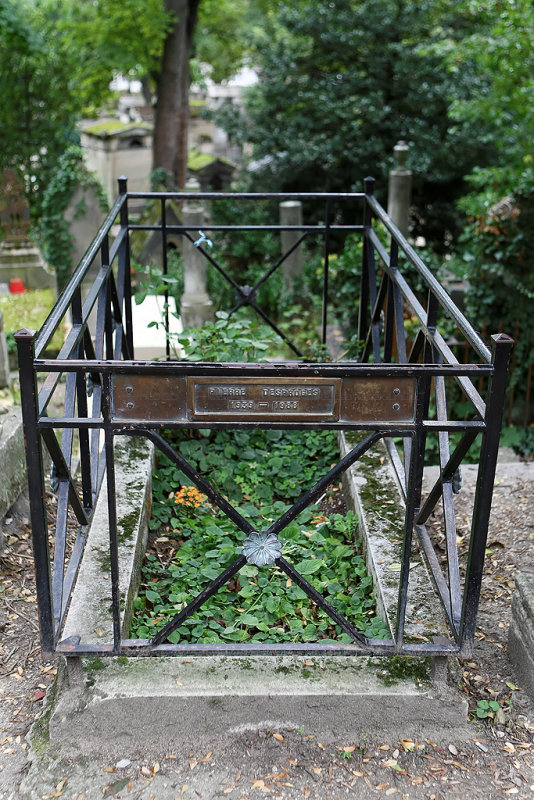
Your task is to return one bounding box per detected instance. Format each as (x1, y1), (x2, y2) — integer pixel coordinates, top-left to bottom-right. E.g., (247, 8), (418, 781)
(112, 375), (416, 424)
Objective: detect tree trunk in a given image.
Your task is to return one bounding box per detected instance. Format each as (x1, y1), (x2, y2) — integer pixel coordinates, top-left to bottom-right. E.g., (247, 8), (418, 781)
(153, 0), (200, 189)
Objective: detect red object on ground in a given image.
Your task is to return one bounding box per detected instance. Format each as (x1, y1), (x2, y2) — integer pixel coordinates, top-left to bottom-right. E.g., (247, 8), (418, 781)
(9, 278), (25, 293)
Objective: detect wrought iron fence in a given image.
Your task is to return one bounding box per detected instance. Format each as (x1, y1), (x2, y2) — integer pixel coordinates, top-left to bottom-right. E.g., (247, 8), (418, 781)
(16, 178), (512, 660)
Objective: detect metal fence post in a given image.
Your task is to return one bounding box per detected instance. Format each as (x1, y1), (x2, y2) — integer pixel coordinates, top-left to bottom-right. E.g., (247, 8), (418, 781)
(460, 333), (514, 654)
(15, 328), (55, 656)
(388, 141), (412, 237)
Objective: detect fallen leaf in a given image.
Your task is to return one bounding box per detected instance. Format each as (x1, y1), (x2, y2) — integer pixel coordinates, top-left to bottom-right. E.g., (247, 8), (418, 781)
(448, 744), (458, 756)
(175, 679), (183, 686)
(43, 778), (67, 798)
(338, 745), (357, 753)
(386, 789), (398, 796)
(506, 682), (521, 691)
(378, 745), (390, 751)
(250, 779), (270, 792)
(317, 742), (325, 750)
(304, 788), (310, 798)
(273, 733), (284, 743)
(311, 766), (321, 775)
(400, 739), (416, 751)
(287, 759), (297, 767)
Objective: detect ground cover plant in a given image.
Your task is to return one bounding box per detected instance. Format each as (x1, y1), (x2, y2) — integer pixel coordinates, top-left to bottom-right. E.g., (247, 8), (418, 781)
(131, 426), (389, 644)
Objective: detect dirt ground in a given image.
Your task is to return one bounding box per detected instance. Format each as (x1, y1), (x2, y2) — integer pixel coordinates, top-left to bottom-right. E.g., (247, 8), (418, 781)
(1, 461), (533, 800)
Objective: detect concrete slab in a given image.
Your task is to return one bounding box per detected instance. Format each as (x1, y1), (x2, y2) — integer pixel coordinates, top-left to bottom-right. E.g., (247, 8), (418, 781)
(60, 435), (154, 644)
(340, 432), (448, 644)
(0, 406), (26, 522)
(508, 571), (534, 703)
(45, 653), (465, 759)
(131, 295), (183, 360)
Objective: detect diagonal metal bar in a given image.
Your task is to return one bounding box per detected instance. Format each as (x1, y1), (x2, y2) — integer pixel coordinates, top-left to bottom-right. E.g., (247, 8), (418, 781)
(414, 524), (456, 635)
(181, 230), (242, 293)
(140, 430), (255, 535)
(276, 557), (370, 649)
(268, 432), (383, 538)
(362, 272), (388, 363)
(59, 525), (88, 623)
(150, 556), (247, 646)
(416, 428), (479, 524)
(248, 300), (304, 357)
(434, 374), (462, 628)
(51, 369), (77, 630)
(40, 428), (88, 525)
(252, 232), (310, 295)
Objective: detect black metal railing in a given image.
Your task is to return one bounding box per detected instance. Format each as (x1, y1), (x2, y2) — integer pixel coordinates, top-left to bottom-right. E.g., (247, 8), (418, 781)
(16, 178), (512, 660)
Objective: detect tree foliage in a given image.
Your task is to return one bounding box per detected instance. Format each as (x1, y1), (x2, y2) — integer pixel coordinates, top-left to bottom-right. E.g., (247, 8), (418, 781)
(0, 0), (77, 217)
(224, 0), (497, 248)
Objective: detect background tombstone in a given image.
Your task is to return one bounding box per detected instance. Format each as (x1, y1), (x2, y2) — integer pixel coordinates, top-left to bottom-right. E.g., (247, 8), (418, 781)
(279, 200), (303, 292)
(0, 169), (55, 291)
(387, 141), (412, 237)
(180, 178), (213, 329)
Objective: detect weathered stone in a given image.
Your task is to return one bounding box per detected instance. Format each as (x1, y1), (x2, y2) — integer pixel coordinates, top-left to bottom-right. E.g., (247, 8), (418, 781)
(508, 572), (534, 702)
(0, 310), (10, 388)
(0, 407), (26, 523)
(60, 436), (154, 644)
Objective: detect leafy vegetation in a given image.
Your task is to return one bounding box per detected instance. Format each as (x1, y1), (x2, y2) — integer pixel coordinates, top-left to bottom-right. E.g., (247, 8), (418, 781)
(130, 316), (388, 645)
(131, 426), (389, 644)
(39, 146), (108, 290)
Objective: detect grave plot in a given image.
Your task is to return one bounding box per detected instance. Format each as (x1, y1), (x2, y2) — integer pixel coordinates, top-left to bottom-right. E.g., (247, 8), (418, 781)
(15, 181), (512, 663)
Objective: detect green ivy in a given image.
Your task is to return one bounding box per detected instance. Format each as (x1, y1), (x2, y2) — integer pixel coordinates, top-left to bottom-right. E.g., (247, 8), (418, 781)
(39, 145), (107, 290)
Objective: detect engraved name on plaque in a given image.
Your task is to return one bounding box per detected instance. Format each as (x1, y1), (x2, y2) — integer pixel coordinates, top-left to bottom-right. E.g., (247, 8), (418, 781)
(190, 378), (340, 421)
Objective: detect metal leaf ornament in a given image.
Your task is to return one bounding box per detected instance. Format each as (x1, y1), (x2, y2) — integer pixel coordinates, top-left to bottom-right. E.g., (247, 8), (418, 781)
(242, 531), (282, 567)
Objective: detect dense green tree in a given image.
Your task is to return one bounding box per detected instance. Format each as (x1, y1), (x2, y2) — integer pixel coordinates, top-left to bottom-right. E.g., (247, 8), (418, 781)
(444, 0), (534, 421)
(36, 0), (253, 189)
(225, 0), (496, 248)
(0, 0), (77, 218)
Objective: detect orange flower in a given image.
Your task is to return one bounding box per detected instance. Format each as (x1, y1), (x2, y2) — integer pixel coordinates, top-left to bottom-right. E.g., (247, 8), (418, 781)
(174, 485), (206, 508)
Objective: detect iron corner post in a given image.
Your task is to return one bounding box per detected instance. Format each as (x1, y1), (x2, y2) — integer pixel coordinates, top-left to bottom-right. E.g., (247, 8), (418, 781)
(15, 328), (55, 657)
(117, 176), (134, 359)
(459, 333), (514, 655)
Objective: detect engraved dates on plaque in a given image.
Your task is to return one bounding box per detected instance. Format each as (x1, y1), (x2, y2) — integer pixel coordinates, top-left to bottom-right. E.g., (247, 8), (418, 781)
(191, 378), (339, 420)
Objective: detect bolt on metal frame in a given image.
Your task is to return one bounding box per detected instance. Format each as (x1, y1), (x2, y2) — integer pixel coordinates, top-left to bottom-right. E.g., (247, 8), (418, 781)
(16, 177), (513, 661)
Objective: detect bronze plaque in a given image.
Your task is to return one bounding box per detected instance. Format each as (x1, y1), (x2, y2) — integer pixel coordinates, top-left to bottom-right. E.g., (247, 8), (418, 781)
(113, 375), (188, 421)
(340, 377), (415, 423)
(112, 374), (416, 424)
(190, 377), (340, 421)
